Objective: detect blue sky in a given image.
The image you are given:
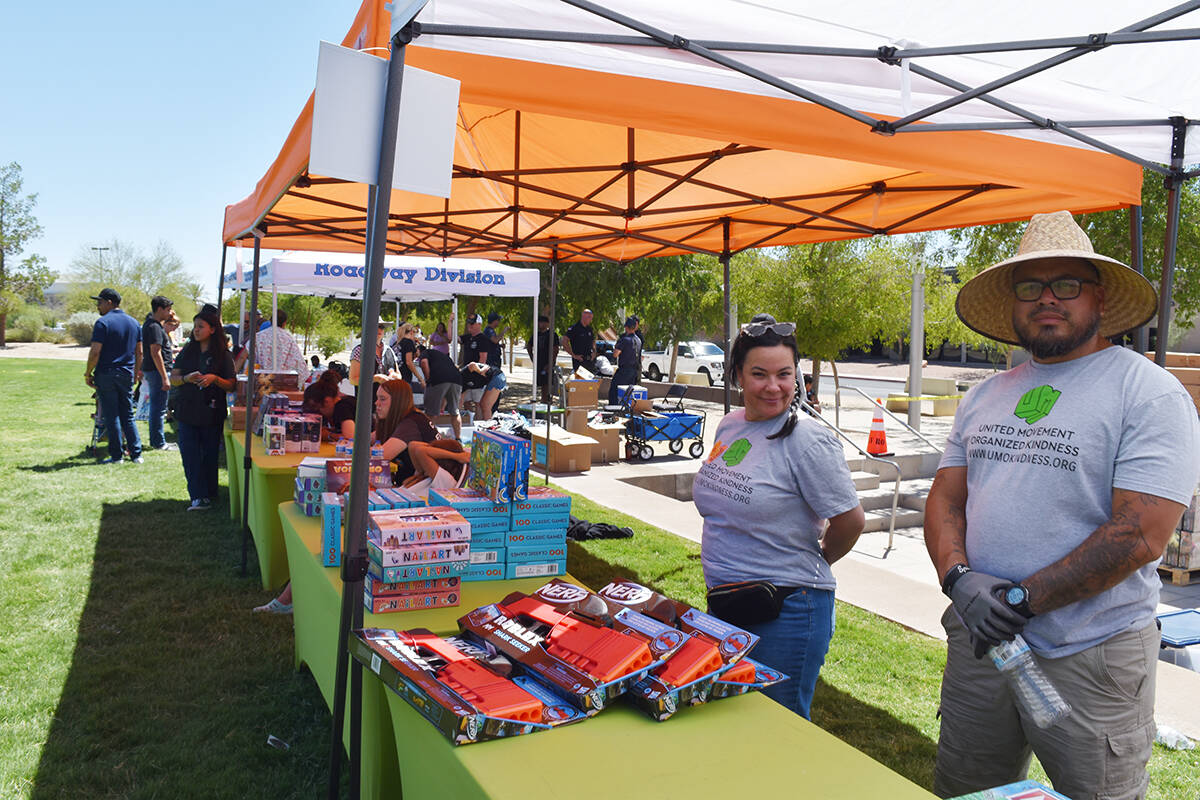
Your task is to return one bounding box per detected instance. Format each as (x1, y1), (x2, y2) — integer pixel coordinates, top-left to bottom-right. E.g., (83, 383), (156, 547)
(1, 0), (362, 297)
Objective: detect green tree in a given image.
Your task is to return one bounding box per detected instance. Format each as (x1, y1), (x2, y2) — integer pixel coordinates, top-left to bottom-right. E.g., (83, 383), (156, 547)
(732, 239), (915, 395)
(0, 162), (52, 346)
(68, 239), (196, 322)
(619, 254), (724, 379)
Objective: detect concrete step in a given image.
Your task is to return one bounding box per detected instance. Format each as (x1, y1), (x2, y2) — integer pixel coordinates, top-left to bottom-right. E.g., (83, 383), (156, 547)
(851, 471), (880, 491)
(862, 507), (925, 533)
(856, 481), (932, 512)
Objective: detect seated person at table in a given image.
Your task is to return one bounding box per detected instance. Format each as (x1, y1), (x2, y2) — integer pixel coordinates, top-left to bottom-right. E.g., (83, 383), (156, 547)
(302, 370), (356, 440)
(373, 380), (469, 486)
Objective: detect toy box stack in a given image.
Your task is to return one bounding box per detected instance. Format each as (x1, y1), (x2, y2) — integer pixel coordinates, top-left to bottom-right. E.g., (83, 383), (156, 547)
(364, 507), (472, 612)
(429, 487), (511, 583)
(506, 486), (570, 580)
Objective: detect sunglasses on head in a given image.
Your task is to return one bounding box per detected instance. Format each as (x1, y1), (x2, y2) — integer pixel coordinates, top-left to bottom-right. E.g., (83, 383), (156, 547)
(741, 321), (796, 337)
(1012, 277), (1098, 302)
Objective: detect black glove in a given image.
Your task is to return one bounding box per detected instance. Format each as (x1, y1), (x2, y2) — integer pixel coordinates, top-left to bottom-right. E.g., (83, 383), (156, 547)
(947, 570), (1029, 658)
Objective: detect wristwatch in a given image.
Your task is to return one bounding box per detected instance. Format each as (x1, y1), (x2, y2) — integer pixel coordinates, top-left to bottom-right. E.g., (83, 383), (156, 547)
(1003, 584), (1035, 618)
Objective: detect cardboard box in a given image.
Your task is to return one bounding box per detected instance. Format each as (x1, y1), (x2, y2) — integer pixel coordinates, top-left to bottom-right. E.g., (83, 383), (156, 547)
(325, 458), (391, 494)
(364, 587), (461, 614)
(264, 424), (286, 456)
(564, 408), (591, 434)
(565, 378), (600, 408)
(631, 398), (654, 414)
(368, 559), (469, 584)
(368, 507), (472, 545)
(368, 576), (460, 597)
(321, 493), (343, 567)
(471, 530), (507, 549)
(469, 547), (506, 565)
(512, 486), (572, 516)
(468, 430), (530, 503)
(429, 487), (510, 516)
(457, 515), (508, 535)
(531, 426), (596, 473)
(587, 422), (624, 463)
(230, 405), (247, 430)
(506, 528), (568, 548)
(463, 561), (505, 582)
(507, 542), (568, 564)
(510, 512), (570, 530)
(368, 539), (471, 568)
(1164, 528), (1200, 569)
(504, 560), (567, 580)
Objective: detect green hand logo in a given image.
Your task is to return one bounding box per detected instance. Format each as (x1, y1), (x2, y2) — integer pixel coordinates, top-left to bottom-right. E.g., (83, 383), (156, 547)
(721, 437), (752, 466)
(1013, 385), (1061, 425)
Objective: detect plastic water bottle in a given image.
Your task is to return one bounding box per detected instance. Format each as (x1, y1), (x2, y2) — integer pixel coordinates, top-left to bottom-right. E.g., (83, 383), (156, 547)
(988, 635), (1072, 729)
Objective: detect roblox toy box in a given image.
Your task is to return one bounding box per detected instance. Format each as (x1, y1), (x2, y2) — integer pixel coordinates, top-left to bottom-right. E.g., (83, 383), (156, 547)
(351, 628), (585, 746)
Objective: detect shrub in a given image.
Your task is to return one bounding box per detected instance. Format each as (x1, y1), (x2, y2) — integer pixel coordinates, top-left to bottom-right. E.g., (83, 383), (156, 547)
(10, 312), (43, 343)
(65, 311), (100, 346)
(39, 328), (70, 344)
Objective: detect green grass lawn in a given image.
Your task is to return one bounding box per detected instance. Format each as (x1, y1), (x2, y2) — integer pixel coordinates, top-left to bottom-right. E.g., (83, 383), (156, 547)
(1, 357), (1196, 798)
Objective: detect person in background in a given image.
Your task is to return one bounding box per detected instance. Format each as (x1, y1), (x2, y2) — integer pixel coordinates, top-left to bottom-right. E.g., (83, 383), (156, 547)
(802, 373), (821, 415)
(232, 311), (260, 373)
(254, 309), (309, 382)
(141, 295), (176, 451)
(458, 313), (489, 366)
(563, 308), (597, 375)
(393, 322), (422, 390)
(304, 354), (327, 387)
(420, 343), (464, 440)
(349, 320), (399, 388)
(527, 314), (559, 403)
(694, 313), (865, 718)
(374, 380), (469, 485)
(84, 288), (143, 464)
(302, 369), (356, 440)
(460, 361), (502, 422)
(924, 210), (1200, 800)
(169, 308), (236, 511)
(609, 316), (642, 405)
(428, 319), (451, 354)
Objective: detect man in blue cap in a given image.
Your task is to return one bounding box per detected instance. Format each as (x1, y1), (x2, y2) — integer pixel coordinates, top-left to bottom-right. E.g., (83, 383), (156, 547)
(84, 288), (143, 463)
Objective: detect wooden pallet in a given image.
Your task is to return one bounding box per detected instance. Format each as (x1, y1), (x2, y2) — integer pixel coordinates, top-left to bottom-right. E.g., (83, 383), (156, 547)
(1158, 564), (1200, 587)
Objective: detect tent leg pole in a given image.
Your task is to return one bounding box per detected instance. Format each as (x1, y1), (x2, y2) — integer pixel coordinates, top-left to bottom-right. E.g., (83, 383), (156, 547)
(451, 296), (459, 363)
(1155, 117), (1188, 367)
(721, 219), (731, 415)
(545, 252), (558, 485)
(327, 24), (412, 800)
(241, 230), (264, 577)
(1129, 205), (1147, 356)
(216, 245), (228, 315)
(531, 295), (539, 407)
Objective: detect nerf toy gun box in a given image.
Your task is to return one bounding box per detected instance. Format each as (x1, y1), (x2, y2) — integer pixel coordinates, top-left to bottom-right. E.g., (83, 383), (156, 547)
(456, 589), (656, 713)
(594, 579), (788, 717)
(351, 628), (585, 746)
(468, 430), (530, 503)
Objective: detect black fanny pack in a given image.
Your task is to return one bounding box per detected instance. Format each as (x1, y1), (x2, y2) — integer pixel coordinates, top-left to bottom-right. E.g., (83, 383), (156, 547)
(706, 580), (799, 628)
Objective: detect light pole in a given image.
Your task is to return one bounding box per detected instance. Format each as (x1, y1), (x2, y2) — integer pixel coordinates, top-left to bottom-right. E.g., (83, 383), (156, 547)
(91, 246), (110, 273)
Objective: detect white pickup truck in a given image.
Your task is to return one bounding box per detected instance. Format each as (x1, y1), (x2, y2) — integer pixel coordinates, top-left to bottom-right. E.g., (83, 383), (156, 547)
(641, 341), (726, 385)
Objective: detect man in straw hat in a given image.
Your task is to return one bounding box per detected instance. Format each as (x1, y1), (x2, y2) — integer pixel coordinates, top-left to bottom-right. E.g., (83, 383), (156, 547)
(924, 210), (1200, 799)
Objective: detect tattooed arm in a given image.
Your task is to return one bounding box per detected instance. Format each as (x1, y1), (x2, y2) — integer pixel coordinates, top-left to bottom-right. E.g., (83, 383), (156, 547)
(1023, 488), (1184, 614)
(924, 466), (970, 582)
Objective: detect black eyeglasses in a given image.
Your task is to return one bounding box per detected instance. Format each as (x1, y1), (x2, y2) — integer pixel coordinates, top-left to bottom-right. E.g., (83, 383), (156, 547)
(1013, 278), (1098, 302)
(741, 321), (796, 337)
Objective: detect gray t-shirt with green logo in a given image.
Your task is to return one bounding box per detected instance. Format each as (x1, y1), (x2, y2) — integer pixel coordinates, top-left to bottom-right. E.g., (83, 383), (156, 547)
(696, 408), (861, 591)
(941, 345), (1200, 657)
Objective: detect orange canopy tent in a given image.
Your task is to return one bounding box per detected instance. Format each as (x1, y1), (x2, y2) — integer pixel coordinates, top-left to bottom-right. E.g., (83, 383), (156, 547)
(221, 0), (1142, 263)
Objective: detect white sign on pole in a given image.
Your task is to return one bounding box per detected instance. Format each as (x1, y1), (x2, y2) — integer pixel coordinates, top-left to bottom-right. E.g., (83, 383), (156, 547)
(310, 41), (459, 198)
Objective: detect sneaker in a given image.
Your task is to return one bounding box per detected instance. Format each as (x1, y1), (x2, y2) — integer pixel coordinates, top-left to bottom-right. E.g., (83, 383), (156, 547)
(130, 455), (145, 464)
(253, 598), (293, 614)
(99, 456), (122, 464)
(200, 498), (212, 510)
(154, 443), (178, 451)
(186, 499), (209, 511)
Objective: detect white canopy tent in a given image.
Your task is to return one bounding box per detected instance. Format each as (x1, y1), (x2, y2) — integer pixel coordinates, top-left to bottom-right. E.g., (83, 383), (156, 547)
(226, 252), (542, 369)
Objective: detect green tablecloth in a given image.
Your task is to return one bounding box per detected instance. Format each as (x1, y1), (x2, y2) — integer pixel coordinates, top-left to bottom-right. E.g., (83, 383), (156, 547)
(235, 437), (337, 590)
(280, 503), (936, 800)
(279, 502), (585, 800)
(224, 421), (242, 522)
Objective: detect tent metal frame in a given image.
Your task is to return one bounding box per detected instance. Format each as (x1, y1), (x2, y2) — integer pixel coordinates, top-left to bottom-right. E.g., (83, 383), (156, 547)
(213, 4), (1200, 797)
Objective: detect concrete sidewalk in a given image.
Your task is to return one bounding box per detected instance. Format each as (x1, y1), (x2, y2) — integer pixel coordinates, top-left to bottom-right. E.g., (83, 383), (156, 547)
(530, 376), (1200, 740)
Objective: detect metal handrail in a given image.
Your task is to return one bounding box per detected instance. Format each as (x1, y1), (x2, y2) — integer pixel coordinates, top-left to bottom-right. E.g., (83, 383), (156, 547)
(835, 385), (944, 454)
(802, 400), (900, 554)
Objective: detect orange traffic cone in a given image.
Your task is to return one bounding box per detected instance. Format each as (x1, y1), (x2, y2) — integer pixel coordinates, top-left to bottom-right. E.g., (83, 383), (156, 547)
(866, 400), (892, 456)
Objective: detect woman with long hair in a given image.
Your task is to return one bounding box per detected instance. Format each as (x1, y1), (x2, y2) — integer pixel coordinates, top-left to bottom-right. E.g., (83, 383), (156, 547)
(374, 380), (468, 485)
(302, 369), (356, 440)
(693, 313), (864, 719)
(428, 320), (451, 354)
(169, 309), (236, 511)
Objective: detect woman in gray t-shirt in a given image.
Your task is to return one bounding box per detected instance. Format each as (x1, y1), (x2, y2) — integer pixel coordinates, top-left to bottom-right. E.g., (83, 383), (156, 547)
(693, 314), (864, 718)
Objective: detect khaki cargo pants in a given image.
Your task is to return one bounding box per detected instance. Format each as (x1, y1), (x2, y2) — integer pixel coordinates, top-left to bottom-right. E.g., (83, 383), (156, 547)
(935, 607), (1159, 800)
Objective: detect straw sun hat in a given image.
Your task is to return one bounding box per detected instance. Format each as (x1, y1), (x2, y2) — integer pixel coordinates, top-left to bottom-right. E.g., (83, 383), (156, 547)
(955, 210), (1158, 346)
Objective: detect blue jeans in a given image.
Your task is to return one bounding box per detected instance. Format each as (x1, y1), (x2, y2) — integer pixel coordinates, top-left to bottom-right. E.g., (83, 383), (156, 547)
(740, 586), (835, 719)
(94, 370), (141, 460)
(176, 420), (222, 502)
(144, 370), (169, 448)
